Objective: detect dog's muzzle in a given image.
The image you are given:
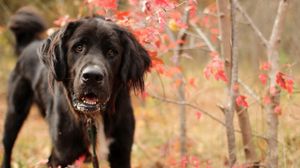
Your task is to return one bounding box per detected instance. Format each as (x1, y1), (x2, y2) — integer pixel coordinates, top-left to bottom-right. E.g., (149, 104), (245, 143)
(72, 65), (110, 113)
(72, 94), (109, 113)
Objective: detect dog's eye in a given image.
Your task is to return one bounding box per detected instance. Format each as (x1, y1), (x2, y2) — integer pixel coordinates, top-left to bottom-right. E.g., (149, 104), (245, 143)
(106, 49), (117, 58)
(73, 43), (85, 53)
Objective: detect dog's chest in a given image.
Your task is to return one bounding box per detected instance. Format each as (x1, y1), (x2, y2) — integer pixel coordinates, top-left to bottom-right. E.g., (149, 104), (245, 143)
(91, 116), (113, 161)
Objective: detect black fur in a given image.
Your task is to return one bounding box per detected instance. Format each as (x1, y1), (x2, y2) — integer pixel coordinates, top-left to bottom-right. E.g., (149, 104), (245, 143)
(2, 8), (150, 168)
(8, 6), (46, 55)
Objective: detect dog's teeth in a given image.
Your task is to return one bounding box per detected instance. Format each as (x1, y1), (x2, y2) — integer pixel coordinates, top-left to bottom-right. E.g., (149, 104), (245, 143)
(83, 99), (97, 105)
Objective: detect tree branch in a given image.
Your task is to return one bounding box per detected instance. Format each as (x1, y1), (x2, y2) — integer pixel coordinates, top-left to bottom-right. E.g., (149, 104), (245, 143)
(149, 94), (268, 141)
(238, 79), (260, 102)
(236, 0), (268, 47)
(191, 23), (217, 52)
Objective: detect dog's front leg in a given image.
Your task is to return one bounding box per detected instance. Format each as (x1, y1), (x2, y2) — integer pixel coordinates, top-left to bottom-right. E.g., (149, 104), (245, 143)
(107, 114), (135, 168)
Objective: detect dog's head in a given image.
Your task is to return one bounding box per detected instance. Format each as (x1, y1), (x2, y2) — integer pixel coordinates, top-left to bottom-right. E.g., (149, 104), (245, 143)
(39, 17), (151, 115)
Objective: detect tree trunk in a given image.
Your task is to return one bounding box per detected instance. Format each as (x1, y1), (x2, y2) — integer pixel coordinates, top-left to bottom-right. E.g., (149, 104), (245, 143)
(172, 4), (190, 158)
(217, 0), (258, 166)
(216, 0), (237, 166)
(266, 1), (288, 168)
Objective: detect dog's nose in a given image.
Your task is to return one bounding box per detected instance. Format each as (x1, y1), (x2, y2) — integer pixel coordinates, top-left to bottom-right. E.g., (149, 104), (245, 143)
(81, 65), (104, 83)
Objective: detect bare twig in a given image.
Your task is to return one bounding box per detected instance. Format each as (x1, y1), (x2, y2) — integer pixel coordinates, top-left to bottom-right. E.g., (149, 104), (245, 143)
(238, 79), (260, 102)
(236, 0), (269, 47)
(191, 23), (217, 52)
(149, 94), (268, 141)
(155, 72), (167, 98)
(151, 94), (225, 125)
(135, 141), (157, 162)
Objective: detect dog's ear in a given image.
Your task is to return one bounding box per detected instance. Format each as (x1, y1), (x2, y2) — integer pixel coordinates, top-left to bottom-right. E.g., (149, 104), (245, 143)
(39, 21), (80, 81)
(119, 29), (151, 91)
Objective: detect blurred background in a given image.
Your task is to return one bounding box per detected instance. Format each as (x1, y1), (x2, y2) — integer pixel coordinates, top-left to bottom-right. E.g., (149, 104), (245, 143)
(0, 0), (299, 167)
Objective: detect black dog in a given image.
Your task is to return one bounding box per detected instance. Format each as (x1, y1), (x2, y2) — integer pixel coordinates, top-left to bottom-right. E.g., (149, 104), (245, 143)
(2, 7), (150, 168)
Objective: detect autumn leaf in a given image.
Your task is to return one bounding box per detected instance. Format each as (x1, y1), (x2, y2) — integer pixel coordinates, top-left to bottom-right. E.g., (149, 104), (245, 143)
(259, 74), (268, 85)
(128, 0), (138, 5)
(209, 51), (219, 57)
(236, 95), (249, 108)
(54, 15), (71, 27)
(263, 96), (271, 105)
(274, 105), (282, 115)
(115, 11), (130, 20)
(210, 28), (219, 35)
(94, 0), (117, 9)
(139, 91), (149, 101)
(188, 77), (197, 88)
(195, 111), (202, 120)
(153, 64), (165, 74)
(276, 72), (294, 94)
(269, 86), (278, 96)
(260, 62), (271, 71)
(154, 0), (170, 6)
(168, 19), (179, 32)
(74, 155), (86, 167)
(203, 54), (228, 82)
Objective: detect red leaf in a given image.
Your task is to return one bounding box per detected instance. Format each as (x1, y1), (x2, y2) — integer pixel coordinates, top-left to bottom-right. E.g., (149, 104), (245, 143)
(274, 105), (282, 115)
(148, 51), (158, 58)
(188, 0), (198, 17)
(195, 111), (202, 120)
(259, 74), (268, 85)
(263, 96), (271, 105)
(142, 0), (152, 13)
(276, 72), (294, 94)
(115, 11), (130, 20)
(180, 156), (189, 168)
(203, 55), (228, 82)
(169, 11), (182, 20)
(140, 91), (148, 101)
(151, 58), (164, 66)
(210, 28), (219, 35)
(153, 64), (165, 74)
(128, 0), (138, 5)
(215, 70), (228, 82)
(165, 66), (181, 77)
(203, 66), (213, 80)
(286, 79), (294, 94)
(269, 86), (277, 96)
(209, 51), (219, 57)
(96, 0), (117, 9)
(155, 40), (161, 48)
(54, 15), (71, 27)
(74, 155), (86, 166)
(157, 10), (166, 28)
(276, 72), (286, 88)
(154, 0), (170, 6)
(236, 95), (249, 108)
(190, 156), (200, 166)
(188, 77), (197, 88)
(260, 62), (271, 71)
(174, 79), (182, 88)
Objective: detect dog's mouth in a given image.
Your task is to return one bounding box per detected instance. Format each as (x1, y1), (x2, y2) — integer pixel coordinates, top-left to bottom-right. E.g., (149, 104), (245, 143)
(72, 92), (109, 113)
